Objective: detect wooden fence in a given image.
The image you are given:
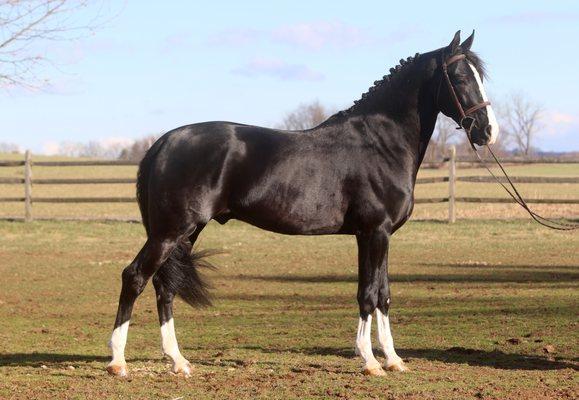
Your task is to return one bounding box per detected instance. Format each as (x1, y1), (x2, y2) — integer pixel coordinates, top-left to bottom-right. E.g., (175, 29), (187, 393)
(1, 148), (578, 223)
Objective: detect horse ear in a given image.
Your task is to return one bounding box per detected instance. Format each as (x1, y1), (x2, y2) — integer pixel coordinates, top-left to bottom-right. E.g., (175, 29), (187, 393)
(461, 30), (475, 51)
(447, 30), (461, 53)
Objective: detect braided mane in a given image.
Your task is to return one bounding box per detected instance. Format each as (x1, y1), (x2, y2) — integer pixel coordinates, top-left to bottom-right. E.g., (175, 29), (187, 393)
(334, 47), (487, 119)
(336, 52), (421, 116)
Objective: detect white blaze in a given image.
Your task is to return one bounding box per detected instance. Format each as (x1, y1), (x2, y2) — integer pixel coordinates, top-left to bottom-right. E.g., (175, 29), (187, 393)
(468, 63), (499, 144)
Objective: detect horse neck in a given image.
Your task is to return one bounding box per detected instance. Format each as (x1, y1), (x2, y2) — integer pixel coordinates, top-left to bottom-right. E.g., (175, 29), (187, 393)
(336, 60), (440, 176)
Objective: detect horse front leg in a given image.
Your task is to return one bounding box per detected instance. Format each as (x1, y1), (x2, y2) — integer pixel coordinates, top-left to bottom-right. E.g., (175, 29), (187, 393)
(376, 309), (408, 371)
(355, 228), (390, 376)
(372, 229), (408, 372)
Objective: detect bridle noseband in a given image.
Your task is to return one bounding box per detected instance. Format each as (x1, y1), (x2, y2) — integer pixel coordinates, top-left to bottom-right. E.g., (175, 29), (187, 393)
(437, 54), (490, 133)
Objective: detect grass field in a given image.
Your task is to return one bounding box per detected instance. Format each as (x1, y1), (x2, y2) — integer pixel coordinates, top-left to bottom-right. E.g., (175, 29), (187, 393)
(0, 219), (577, 399)
(0, 152), (578, 221)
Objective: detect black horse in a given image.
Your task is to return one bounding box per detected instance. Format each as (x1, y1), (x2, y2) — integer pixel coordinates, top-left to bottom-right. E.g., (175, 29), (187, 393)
(107, 31), (499, 377)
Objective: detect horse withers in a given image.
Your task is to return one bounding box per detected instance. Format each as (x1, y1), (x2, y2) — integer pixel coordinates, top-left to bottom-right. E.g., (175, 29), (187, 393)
(106, 30), (499, 377)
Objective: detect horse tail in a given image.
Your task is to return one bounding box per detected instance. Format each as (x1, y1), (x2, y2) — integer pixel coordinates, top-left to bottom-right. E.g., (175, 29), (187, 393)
(153, 243), (215, 307)
(137, 134), (215, 307)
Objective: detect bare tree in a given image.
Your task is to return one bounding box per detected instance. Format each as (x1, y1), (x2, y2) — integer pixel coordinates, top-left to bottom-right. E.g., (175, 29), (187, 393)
(0, 0), (107, 87)
(54, 139), (126, 159)
(498, 93), (542, 157)
(277, 100), (331, 130)
(0, 141), (20, 153)
(118, 135), (157, 161)
(428, 114), (459, 159)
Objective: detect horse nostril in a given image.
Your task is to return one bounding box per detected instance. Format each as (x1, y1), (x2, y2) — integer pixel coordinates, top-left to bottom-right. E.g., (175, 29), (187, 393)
(485, 125), (492, 138)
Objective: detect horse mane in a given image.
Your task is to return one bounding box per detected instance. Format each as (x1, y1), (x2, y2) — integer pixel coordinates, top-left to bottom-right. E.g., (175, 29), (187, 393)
(336, 52), (421, 117)
(328, 47), (486, 121)
(464, 49), (487, 80)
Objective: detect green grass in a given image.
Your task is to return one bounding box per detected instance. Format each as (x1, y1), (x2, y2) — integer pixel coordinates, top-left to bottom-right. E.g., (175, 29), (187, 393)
(0, 219), (577, 399)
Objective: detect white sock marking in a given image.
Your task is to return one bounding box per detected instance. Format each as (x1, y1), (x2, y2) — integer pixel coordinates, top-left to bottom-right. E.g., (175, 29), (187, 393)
(161, 318), (185, 361)
(109, 320), (130, 365)
(161, 318), (190, 374)
(355, 315), (381, 369)
(375, 309), (403, 367)
(468, 63), (499, 144)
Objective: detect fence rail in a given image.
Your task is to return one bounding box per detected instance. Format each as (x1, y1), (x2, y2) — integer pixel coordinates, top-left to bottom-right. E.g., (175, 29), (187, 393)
(1, 149), (578, 222)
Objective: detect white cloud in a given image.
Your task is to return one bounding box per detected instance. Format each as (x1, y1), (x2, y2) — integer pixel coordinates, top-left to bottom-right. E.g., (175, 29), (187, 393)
(232, 58), (324, 81)
(207, 21), (418, 51)
(42, 141), (60, 156)
(272, 21), (366, 50)
(549, 112), (575, 125)
(207, 28), (263, 47)
(41, 136), (134, 156)
(539, 111), (578, 139)
(488, 11), (579, 25)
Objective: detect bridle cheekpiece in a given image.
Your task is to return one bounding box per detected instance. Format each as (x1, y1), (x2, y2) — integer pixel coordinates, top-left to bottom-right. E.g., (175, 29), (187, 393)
(438, 53), (491, 135)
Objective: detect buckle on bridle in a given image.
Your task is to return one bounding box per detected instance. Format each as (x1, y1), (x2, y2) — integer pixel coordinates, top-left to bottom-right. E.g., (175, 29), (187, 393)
(460, 116), (476, 132)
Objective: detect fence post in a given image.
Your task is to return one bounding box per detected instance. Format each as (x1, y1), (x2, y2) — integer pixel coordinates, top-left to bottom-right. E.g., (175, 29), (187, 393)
(448, 145), (456, 223)
(24, 150), (32, 222)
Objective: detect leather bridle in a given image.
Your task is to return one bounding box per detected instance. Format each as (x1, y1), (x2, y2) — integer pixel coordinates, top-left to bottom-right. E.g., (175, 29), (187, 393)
(437, 53), (490, 134)
(438, 53), (578, 230)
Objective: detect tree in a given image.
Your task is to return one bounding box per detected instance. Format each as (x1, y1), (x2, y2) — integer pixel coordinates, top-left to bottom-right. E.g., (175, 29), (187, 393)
(427, 114), (459, 160)
(0, 0), (106, 87)
(498, 93), (542, 157)
(0, 141), (20, 153)
(277, 100), (331, 130)
(118, 135), (157, 161)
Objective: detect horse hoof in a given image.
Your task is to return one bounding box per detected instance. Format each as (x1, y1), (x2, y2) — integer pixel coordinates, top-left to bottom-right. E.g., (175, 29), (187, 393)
(386, 361), (409, 372)
(363, 366), (386, 376)
(172, 361), (192, 377)
(106, 363), (128, 377)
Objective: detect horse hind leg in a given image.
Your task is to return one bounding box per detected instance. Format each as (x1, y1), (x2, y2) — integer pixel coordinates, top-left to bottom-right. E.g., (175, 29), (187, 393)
(153, 270), (192, 377)
(107, 235), (180, 377)
(152, 224), (209, 377)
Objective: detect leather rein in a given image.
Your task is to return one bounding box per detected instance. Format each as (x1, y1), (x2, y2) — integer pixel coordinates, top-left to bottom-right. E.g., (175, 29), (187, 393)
(439, 53), (578, 231)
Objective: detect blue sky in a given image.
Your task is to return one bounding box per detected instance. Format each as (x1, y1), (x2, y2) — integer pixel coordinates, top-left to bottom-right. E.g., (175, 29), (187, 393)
(1, 0), (578, 153)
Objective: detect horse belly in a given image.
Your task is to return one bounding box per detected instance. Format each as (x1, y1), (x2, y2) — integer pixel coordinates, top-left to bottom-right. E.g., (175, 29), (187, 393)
(231, 181), (347, 235)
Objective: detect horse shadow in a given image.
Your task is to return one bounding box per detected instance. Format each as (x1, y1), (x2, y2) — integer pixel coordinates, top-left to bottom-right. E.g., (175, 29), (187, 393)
(2, 348), (576, 372)
(231, 263), (579, 284)
(240, 345), (578, 371)
(0, 353), (145, 367)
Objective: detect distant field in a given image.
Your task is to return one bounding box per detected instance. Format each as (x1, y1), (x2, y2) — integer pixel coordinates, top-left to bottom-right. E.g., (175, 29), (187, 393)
(0, 219), (577, 399)
(0, 152), (578, 221)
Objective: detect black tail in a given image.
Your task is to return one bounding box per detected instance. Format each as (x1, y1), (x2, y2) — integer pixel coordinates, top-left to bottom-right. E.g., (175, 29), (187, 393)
(137, 134), (216, 307)
(154, 242), (216, 307)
